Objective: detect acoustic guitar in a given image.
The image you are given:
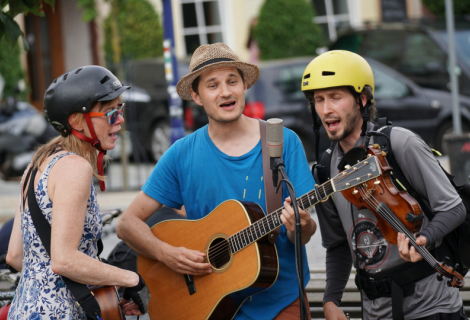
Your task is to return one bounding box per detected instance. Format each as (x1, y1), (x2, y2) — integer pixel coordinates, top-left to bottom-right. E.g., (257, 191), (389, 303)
(90, 286), (126, 320)
(138, 156), (381, 320)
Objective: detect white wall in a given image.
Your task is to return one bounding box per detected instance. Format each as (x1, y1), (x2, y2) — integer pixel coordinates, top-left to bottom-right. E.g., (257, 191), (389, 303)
(60, 0), (93, 70)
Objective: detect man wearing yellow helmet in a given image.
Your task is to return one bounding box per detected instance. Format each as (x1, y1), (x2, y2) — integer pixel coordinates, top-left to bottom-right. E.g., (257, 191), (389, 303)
(301, 51), (467, 320)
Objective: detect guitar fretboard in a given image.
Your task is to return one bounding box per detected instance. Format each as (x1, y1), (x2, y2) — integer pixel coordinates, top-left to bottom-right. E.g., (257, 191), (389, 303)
(228, 180), (333, 253)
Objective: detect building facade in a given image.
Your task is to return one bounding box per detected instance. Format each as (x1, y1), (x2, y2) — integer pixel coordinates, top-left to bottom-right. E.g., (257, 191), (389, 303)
(20, 0), (426, 109)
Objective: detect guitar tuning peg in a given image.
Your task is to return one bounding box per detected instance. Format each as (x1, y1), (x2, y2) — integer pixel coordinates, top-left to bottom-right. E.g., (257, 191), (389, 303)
(446, 280), (452, 287)
(436, 274), (443, 281)
(453, 263), (459, 271)
(344, 165), (351, 169)
(352, 190), (358, 195)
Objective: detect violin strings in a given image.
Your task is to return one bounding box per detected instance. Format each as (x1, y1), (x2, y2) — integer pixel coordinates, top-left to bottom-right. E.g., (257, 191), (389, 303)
(357, 186), (437, 266)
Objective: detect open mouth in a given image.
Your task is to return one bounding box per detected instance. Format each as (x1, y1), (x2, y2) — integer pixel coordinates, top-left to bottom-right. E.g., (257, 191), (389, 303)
(219, 101), (236, 108)
(109, 132), (118, 138)
(325, 119), (340, 131)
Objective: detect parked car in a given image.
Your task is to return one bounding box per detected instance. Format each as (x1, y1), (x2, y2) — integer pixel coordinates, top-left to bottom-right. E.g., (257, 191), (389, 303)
(366, 57), (470, 154)
(329, 21), (470, 97)
(122, 59), (200, 162)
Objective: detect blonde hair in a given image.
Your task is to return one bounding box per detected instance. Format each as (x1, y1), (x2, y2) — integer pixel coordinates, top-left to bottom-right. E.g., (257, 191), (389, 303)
(31, 100), (117, 181)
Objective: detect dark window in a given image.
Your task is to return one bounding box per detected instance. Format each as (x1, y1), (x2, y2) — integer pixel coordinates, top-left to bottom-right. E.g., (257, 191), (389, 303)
(203, 1), (220, 26)
(278, 65), (306, 101)
(312, 0), (326, 16)
(330, 33), (364, 53)
(333, 0), (348, 14)
(361, 30), (407, 68)
(25, 15), (53, 102)
(400, 33), (446, 75)
(372, 66), (409, 99)
(184, 35), (200, 54)
(207, 32), (223, 43)
(182, 3), (198, 28)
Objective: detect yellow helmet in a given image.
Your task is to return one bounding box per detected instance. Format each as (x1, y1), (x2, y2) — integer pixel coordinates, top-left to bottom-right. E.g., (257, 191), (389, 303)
(301, 50), (374, 94)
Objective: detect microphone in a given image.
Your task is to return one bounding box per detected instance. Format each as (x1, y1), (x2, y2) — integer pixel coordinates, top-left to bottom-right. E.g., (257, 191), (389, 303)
(266, 118), (284, 189)
(267, 118), (284, 158)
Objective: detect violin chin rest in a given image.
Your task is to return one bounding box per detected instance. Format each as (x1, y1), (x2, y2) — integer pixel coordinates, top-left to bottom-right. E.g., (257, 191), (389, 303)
(338, 147), (368, 170)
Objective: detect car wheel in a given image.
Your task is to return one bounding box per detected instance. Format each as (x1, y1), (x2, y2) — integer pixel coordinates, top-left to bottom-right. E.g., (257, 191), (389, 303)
(151, 121), (171, 162)
(436, 120), (470, 155)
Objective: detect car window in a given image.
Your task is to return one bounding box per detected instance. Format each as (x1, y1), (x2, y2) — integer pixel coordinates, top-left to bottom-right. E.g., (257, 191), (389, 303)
(278, 65), (306, 101)
(400, 33), (446, 75)
(372, 66), (410, 99)
(361, 30), (406, 68)
(436, 30), (470, 69)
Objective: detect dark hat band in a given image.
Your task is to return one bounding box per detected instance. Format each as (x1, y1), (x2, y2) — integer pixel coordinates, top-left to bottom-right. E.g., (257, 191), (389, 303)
(192, 58), (235, 72)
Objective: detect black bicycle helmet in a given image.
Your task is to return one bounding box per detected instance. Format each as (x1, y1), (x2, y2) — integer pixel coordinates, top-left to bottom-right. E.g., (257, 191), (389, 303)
(44, 65), (130, 136)
(43, 66), (130, 192)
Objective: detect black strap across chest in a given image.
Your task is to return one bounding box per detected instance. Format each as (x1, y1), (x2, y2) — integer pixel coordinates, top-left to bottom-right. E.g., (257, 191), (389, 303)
(23, 163), (102, 319)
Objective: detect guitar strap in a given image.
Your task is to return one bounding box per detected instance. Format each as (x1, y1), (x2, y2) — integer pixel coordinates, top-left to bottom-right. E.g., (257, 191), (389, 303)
(23, 166), (102, 320)
(259, 120), (283, 244)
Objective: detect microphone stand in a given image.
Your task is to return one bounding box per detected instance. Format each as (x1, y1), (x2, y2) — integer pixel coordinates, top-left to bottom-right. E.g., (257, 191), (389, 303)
(271, 157), (309, 320)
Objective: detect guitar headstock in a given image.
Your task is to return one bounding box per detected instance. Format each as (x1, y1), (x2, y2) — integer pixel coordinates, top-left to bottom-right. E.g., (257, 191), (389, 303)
(334, 156), (381, 192)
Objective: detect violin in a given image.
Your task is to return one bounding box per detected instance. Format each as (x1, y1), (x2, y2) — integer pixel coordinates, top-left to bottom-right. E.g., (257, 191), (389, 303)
(341, 144), (465, 288)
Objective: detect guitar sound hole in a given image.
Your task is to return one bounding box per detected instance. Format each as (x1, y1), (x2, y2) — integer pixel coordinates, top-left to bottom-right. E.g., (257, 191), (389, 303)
(208, 237), (231, 269)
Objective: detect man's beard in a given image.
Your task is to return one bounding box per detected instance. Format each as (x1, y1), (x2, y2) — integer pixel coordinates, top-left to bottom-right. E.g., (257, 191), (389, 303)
(325, 110), (361, 142)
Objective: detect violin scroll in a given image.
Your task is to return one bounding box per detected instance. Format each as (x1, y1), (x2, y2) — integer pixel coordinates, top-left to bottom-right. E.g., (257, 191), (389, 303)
(436, 256), (465, 288)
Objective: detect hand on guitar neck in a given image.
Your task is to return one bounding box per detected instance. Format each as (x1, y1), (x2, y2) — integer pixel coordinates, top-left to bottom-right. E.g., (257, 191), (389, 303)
(397, 232), (427, 262)
(281, 197), (317, 245)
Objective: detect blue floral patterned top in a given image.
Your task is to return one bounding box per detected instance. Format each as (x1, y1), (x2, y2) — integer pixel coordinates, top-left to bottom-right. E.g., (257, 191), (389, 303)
(8, 153), (103, 320)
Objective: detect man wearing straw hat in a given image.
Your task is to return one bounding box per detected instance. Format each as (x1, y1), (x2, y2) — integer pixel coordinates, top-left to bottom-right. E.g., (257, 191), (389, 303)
(117, 43), (316, 319)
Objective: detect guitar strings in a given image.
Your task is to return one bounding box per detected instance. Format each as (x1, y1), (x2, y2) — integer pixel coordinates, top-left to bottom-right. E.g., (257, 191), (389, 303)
(204, 161), (374, 262)
(205, 159), (375, 262)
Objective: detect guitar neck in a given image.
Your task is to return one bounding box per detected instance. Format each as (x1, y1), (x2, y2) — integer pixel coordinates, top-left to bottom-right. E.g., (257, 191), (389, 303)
(228, 180), (334, 253)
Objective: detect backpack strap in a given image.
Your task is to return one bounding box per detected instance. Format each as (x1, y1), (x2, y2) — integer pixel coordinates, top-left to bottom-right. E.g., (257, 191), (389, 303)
(313, 142), (337, 185)
(259, 120), (283, 244)
(374, 124), (436, 222)
(25, 168), (102, 320)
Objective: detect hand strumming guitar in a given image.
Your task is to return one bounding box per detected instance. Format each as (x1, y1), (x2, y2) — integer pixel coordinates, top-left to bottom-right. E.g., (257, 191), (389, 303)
(157, 241), (213, 275)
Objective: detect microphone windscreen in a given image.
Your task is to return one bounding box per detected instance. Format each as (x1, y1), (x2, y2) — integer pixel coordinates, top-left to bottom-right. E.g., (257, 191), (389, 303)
(267, 118), (284, 158)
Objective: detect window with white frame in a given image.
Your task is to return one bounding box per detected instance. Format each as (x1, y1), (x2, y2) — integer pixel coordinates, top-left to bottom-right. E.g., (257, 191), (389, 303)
(180, 0), (224, 55)
(312, 0), (350, 42)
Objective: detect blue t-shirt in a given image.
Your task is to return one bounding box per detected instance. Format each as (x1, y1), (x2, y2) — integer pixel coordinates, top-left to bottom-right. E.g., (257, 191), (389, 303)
(143, 124), (316, 320)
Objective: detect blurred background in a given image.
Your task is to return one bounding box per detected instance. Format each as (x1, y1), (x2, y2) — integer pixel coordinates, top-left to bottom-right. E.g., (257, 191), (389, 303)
(0, 0), (469, 189)
(0, 0), (469, 190)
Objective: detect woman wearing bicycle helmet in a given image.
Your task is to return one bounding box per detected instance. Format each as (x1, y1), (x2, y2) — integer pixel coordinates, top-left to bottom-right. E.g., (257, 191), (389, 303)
(6, 66), (149, 320)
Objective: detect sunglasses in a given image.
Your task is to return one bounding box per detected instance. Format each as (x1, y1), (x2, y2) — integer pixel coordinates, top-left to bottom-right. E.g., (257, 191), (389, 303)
(89, 103), (125, 125)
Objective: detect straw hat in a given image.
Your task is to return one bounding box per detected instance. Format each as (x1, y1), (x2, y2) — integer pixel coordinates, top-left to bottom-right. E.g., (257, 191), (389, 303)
(176, 43), (260, 101)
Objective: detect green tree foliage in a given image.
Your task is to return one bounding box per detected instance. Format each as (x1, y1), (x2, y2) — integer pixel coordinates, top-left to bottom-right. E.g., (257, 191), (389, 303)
(253, 0), (323, 60)
(103, 0), (163, 64)
(0, 0), (55, 50)
(422, 0), (470, 17)
(0, 37), (25, 98)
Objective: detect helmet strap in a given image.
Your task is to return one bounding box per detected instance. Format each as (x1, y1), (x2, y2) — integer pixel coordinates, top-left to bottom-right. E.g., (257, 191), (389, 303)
(71, 113), (107, 191)
(358, 94), (370, 137)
